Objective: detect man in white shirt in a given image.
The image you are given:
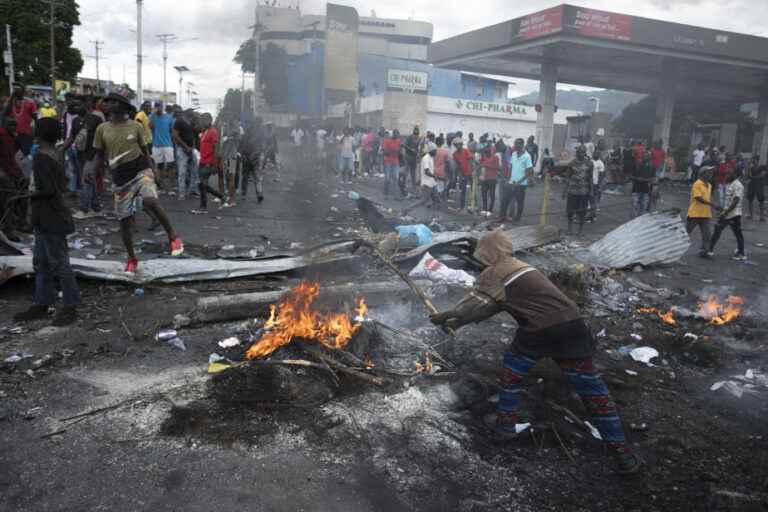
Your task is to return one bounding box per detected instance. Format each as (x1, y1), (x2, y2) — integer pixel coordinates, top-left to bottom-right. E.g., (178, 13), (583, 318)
(589, 151), (606, 219)
(291, 127), (304, 146)
(404, 143), (439, 215)
(708, 168), (745, 259)
(691, 143), (706, 182)
(315, 127), (327, 172)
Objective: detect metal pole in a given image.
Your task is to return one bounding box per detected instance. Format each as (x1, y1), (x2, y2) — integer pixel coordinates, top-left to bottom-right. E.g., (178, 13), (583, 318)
(178, 72), (183, 107)
(137, 0), (143, 104)
(49, 0), (55, 88)
(5, 24), (14, 95)
(240, 71), (245, 118)
(162, 40), (167, 99)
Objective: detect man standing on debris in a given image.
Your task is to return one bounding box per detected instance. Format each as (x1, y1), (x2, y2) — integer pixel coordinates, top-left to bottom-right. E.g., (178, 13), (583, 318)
(93, 93), (184, 273)
(14, 118), (80, 326)
(709, 168), (745, 260)
(686, 166), (719, 258)
(430, 230), (641, 475)
(563, 145), (593, 235)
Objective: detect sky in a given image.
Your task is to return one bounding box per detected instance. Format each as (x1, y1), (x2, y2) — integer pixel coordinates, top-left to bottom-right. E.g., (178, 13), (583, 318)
(72, 0), (768, 113)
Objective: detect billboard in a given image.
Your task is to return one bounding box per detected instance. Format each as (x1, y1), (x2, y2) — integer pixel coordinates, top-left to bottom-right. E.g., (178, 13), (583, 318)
(514, 6), (563, 40)
(324, 3), (359, 112)
(570, 7), (633, 41)
(386, 69), (428, 92)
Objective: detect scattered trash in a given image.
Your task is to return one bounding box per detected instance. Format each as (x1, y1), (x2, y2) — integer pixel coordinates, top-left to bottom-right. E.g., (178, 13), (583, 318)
(218, 336), (241, 348)
(625, 369), (638, 376)
(208, 353), (226, 363)
(348, 191), (360, 200)
(408, 252), (475, 287)
(289, 242), (303, 250)
(684, 333), (699, 341)
(330, 206), (340, 213)
(584, 420), (603, 440)
(515, 423), (531, 434)
(395, 224), (433, 246)
(164, 337), (186, 351)
(85, 254), (97, 260)
(596, 328), (606, 337)
(3, 352), (34, 363)
(156, 329), (178, 341)
(630, 346), (659, 365)
(710, 381), (744, 398)
(745, 369), (754, 379)
(208, 361), (231, 374)
(630, 333), (643, 341)
(134, 288), (145, 296)
(630, 422), (649, 432)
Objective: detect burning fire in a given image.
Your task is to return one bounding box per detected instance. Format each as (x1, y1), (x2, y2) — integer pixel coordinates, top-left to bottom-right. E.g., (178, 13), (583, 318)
(415, 353), (433, 373)
(245, 281), (368, 359)
(637, 307), (677, 326)
(697, 295), (744, 325)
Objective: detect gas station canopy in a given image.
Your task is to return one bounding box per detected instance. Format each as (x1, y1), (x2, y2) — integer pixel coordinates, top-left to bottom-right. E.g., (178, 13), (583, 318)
(429, 4), (768, 103)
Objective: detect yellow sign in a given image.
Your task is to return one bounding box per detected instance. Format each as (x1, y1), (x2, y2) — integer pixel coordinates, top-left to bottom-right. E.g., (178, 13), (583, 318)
(54, 80), (71, 101)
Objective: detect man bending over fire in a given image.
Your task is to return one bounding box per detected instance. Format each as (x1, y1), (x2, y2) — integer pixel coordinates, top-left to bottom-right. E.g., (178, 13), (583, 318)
(430, 230), (642, 475)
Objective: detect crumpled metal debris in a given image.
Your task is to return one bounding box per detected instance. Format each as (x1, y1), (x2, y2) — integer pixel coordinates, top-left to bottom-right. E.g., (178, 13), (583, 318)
(588, 210), (690, 268)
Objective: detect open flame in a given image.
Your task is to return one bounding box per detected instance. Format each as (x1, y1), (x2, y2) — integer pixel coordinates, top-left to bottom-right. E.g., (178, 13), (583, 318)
(638, 307), (677, 326)
(245, 281), (368, 359)
(697, 295), (744, 325)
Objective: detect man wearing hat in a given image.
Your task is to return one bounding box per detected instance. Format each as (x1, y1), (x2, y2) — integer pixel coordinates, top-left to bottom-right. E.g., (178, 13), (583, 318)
(92, 92), (184, 273)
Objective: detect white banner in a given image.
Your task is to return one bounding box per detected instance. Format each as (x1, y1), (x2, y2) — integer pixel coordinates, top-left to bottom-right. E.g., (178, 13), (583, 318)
(387, 69), (428, 91)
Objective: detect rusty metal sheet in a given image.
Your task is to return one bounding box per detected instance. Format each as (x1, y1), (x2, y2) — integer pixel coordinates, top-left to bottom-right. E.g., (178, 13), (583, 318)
(588, 210), (691, 268)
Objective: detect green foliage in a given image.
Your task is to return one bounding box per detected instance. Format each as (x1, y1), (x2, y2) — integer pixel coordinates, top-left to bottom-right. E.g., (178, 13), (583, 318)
(221, 87), (252, 120)
(233, 40), (289, 107)
(233, 39), (257, 73)
(0, 0), (84, 91)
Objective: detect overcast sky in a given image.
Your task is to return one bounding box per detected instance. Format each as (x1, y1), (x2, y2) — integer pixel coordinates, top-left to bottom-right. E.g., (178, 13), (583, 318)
(72, 0), (768, 113)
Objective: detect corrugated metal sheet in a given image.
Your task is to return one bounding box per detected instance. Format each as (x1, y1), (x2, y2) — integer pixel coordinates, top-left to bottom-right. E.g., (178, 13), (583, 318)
(588, 210), (691, 268)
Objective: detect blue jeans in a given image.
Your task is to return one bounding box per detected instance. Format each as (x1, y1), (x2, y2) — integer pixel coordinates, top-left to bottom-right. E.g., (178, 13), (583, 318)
(66, 147), (81, 192)
(79, 160), (100, 212)
(632, 192), (649, 218)
(176, 149), (199, 198)
(384, 163), (399, 196)
(33, 232), (80, 306)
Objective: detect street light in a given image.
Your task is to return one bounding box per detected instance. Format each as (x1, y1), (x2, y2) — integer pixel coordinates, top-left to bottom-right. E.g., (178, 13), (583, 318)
(157, 34), (198, 102)
(588, 96), (600, 113)
(174, 65), (189, 107)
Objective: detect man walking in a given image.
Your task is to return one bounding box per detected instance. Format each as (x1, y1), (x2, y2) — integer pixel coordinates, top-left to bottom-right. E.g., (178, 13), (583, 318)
(93, 93), (184, 273)
(403, 126), (421, 192)
(563, 145), (593, 235)
(381, 130), (401, 198)
(499, 138), (533, 223)
(172, 107), (198, 200)
(195, 113), (225, 213)
(13, 118), (80, 326)
(709, 169), (745, 260)
(150, 102), (175, 191)
(453, 140), (473, 210)
(239, 118), (265, 201)
(3, 84), (37, 156)
(686, 166), (718, 258)
(745, 155), (765, 221)
(525, 135), (539, 172)
(631, 151), (655, 218)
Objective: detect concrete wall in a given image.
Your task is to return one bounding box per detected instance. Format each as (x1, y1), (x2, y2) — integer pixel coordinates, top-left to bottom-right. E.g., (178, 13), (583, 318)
(383, 90), (428, 134)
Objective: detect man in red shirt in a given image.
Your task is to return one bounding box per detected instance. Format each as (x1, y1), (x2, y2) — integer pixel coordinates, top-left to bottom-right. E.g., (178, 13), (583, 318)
(650, 141), (666, 177)
(0, 117), (30, 236)
(714, 155), (735, 207)
(196, 113), (224, 213)
(453, 140), (473, 209)
(3, 84), (38, 155)
(381, 129), (402, 198)
(632, 141), (646, 165)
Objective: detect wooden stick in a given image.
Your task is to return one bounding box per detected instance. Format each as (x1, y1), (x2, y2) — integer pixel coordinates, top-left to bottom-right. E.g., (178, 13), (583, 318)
(298, 342), (387, 386)
(552, 423), (575, 462)
(363, 243), (455, 336)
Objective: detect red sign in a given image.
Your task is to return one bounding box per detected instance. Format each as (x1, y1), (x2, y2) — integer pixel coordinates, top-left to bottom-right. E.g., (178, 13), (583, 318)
(517, 6), (563, 40)
(573, 8), (633, 41)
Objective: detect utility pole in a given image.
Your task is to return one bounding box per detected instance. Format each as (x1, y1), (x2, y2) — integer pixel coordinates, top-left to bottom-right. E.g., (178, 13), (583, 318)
(156, 33), (176, 102)
(49, 0), (55, 87)
(249, 9), (263, 118)
(4, 24), (14, 95)
(88, 40), (104, 92)
(136, 0), (143, 104)
(174, 65), (189, 107)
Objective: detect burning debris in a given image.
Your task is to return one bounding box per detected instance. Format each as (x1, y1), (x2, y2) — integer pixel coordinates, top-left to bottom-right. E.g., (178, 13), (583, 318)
(637, 307), (677, 326)
(244, 281), (368, 359)
(697, 295), (744, 326)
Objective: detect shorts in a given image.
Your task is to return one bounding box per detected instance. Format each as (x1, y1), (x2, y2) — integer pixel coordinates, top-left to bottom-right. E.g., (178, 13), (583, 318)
(566, 194), (589, 215)
(152, 146), (175, 164)
(113, 169), (159, 220)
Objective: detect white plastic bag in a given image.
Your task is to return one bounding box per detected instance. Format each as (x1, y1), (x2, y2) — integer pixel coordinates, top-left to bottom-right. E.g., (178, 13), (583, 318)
(408, 252), (475, 287)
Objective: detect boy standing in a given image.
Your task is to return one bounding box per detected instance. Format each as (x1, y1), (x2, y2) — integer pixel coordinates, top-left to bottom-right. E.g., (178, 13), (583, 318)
(14, 118), (80, 326)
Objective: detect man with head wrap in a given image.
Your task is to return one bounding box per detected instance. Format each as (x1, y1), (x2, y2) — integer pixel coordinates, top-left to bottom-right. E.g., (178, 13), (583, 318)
(430, 230), (641, 475)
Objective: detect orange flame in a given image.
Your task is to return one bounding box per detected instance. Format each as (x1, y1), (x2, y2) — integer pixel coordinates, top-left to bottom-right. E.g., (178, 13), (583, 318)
(698, 295), (744, 325)
(637, 307), (677, 326)
(245, 281), (367, 359)
(415, 353), (433, 373)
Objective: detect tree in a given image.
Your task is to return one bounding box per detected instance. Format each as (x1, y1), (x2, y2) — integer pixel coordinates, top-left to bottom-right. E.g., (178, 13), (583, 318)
(0, 0), (84, 91)
(233, 39), (257, 73)
(233, 39), (290, 107)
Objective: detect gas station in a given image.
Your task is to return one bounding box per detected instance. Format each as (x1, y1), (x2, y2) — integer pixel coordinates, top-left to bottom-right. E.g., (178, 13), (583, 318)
(429, 4), (768, 160)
